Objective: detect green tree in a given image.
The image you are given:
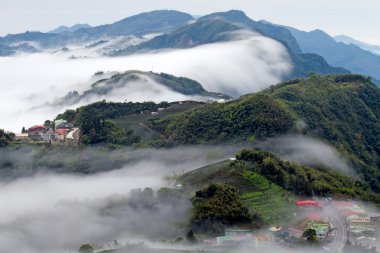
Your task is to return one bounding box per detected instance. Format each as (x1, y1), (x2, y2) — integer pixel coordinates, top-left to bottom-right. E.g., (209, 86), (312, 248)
(78, 244), (94, 253)
(191, 184), (252, 235)
(0, 129), (14, 147)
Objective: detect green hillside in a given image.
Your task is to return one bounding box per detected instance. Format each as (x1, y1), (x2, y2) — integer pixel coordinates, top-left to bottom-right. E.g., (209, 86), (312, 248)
(151, 94), (295, 144)
(152, 74), (380, 191)
(265, 74), (380, 190)
(178, 148), (378, 226)
(177, 160), (297, 225)
(53, 70), (229, 107)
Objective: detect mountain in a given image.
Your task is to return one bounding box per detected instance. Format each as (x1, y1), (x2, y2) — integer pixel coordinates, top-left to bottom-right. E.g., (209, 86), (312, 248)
(196, 10), (349, 78)
(287, 27), (380, 80)
(49, 24), (92, 33)
(334, 35), (380, 56)
(290, 53), (348, 77)
(151, 74), (380, 192)
(199, 10), (302, 54)
(0, 9), (354, 81)
(50, 70), (230, 107)
(110, 19), (242, 55)
(178, 149), (378, 226)
(75, 10), (193, 37)
(0, 10), (194, 55)
(111, 11), (349, 79)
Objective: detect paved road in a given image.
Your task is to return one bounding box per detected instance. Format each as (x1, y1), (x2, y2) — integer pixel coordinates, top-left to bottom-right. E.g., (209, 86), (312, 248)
(322, 206), (348, 253)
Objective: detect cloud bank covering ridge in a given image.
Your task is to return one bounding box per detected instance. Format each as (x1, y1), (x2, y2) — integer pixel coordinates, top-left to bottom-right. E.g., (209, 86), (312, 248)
(0, 31), (292, 132)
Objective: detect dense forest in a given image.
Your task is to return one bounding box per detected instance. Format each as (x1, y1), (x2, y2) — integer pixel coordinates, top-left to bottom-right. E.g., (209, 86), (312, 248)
(265, 74), (380, 191)
(151, 94), (295, 144)
(190, 183), (253, 235)
(178, 148), (380, 231)
(152, 74), (380, 192)
(236, 148), (378, 202)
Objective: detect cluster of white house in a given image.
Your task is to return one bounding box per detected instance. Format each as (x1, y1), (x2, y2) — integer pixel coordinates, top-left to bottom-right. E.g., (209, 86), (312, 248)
(333, 201), (380, 247)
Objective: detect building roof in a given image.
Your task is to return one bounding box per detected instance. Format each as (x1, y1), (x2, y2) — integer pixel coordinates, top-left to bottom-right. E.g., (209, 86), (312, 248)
(350, 218), (373, 223)
(315, 224), (329, 234)
(55, 129), (69, 135)
(343, 210), (365, 217)
(332, 201), (354, 207)
(254, 235), (271, 241)
(66, 128), (79, 139)
(297, 200), (323, 208)
(54, 119), (67, 125)
(29, 125), (46, 131)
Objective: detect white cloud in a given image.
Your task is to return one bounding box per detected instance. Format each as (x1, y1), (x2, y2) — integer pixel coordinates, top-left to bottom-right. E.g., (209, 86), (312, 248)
(0, 33), (291, 132)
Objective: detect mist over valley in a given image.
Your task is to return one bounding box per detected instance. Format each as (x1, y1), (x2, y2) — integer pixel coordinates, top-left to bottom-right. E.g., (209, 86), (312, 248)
(1, 5), (380, 253)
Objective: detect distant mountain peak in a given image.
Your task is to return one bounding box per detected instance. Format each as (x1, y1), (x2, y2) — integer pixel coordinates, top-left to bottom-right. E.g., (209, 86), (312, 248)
(49, 24), (91, 33)
(200, 10), (252, 24)
(334, 35), (380, 56)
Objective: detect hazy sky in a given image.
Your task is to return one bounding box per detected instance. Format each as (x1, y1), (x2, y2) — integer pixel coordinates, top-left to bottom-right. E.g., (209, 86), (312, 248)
(1, 0), (379, 45)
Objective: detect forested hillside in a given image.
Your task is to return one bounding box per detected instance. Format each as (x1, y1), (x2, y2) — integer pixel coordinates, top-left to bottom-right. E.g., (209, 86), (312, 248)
(152, 74), (380, 191)
(178, 148), (379, 230)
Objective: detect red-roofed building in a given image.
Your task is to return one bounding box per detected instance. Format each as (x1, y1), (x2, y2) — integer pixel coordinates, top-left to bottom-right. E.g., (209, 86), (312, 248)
(28, 125), (46, 133)
(332, 201), (354, 208)
(297, 200), (323, 209)
(28, 125), (46, 141)
(54, 128), (70, 141)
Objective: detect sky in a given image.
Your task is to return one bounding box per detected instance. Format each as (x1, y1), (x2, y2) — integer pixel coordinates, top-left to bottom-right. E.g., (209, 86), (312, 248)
(0, 0), (380, 45)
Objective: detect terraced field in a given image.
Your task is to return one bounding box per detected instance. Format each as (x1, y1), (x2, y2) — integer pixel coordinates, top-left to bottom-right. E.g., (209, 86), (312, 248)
(240, 171), (298, 225)
(177, 160), (298, 227)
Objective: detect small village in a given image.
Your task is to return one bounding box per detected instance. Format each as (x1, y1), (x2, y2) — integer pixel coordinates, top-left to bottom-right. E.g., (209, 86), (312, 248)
(14, 119), (80, 145)
(11, 100), (205, 146)
(80, 199), (380, 253)
(175, 199), (378, 252)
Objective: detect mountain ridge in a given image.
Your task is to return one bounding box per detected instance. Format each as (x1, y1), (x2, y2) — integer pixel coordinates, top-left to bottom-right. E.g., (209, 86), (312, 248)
(150, 74), (380, 192)
(287, 26), (380, 80)
(334, 35), (380, 56)
(48, 24), (92, 34)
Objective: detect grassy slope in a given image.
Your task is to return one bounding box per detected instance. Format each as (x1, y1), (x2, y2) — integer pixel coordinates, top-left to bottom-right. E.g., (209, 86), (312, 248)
(111, 102), (203, 143)
(177, 160), (297, 225)
(240, 171), (297, 225)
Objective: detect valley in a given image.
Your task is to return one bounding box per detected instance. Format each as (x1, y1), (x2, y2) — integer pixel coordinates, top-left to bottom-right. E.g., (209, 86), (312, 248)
(1, 5), (380, 253)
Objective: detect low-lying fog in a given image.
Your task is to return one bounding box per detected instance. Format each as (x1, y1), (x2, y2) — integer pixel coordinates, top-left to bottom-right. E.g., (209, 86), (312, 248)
(0, 146), (238, 253)
(259, 135), (354, 175)
(0, 31), (292, 132)
(0, 143), (375, 252)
